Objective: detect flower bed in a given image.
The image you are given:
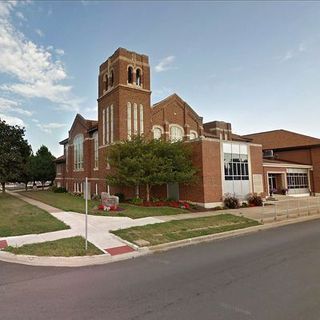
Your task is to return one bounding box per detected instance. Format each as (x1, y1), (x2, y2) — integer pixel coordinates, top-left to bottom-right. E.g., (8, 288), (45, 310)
(134, 200), (190, 210)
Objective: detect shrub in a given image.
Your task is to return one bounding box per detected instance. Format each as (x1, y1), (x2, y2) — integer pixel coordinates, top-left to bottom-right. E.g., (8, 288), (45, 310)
(53, 187), (67, 193)
(241, 202), (248, 208)
(247, 194), (263, 207)
(130, 197), (143, 205)
(223, 194), (240, 209)
(115, 192), (125, 203)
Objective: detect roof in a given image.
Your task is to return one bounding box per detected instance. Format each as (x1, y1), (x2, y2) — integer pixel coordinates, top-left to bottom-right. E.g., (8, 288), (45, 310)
(59, 114), (98, 145)
(54, 155), (66, 163)
(152, 93), (203, 123)
(243, 129), (320, 150)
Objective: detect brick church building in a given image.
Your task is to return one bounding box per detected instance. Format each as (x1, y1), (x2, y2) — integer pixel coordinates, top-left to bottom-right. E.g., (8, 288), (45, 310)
(55, 48), (320, 207)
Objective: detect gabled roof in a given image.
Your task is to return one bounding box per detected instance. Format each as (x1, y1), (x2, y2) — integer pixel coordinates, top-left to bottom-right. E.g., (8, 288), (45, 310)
(59, 113), (98, 145)
(243, 129), (320, 150)
(152, 93), (203, 123)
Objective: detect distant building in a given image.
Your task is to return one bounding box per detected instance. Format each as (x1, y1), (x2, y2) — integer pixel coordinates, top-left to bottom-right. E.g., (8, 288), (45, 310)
(55, 48), (317, 206)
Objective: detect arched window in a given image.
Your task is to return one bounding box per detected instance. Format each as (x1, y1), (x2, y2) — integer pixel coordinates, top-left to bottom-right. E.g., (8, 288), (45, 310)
(104, 73), (108, 91)
(136, 68), (141, 86)
(73, 134), (84, 170)
(153, 126), (163, 140)
(189, 130), (198, 140)
(170, 125), (184, 142)
(128, 66), (133, 84)
(110, 70), (114, 87)
(93, 132), (98, 169)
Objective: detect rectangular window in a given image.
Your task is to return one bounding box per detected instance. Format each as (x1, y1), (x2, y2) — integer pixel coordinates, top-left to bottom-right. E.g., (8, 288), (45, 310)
(223, 143), (249, 181)
(287, 173), (308, 189)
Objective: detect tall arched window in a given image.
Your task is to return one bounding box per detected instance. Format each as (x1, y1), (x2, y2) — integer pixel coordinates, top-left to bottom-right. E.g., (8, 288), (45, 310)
(93, 132), (98, 169)
(170, 125), (184, 142)
(110, 70), (114, 87)
(128, 66), (133, 84)
(104, 73), (108, 91)
(136, 68), (141, 86)
(73, 134), (84, 170)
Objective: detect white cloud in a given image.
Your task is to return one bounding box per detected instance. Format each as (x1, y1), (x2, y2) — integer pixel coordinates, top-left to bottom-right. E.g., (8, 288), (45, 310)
(0, 2), (81, 111)
(0, 97), (33, 116)
(155, 56), (175, 72)
(15, 11), (26, 21)
(35, 28), (44, 37)
(55, 48), (65, 55)
(279, 43), (308, 62)
(0, 113), (25, 127)
(36, 122), (66, 133)
(32, 118), (39, 123)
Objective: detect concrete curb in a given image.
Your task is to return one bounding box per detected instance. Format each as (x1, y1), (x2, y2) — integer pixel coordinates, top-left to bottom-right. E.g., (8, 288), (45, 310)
(0, 249), (150, 267)
(1, 213), (320, 267)
(148, 213), (320, 252)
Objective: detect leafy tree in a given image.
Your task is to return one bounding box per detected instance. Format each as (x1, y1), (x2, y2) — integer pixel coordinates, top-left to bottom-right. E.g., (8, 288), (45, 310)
(0, 119), (31, 192)
(32, 145), (56, 190)
(106, 136), (197, 201)
(19, 154), (35, 191)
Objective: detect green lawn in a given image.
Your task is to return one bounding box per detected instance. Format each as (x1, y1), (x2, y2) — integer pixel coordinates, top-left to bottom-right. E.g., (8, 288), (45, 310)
(4, 236), (103, 256)
(0, 193), (69, 237)
(20, 191), (188, 219)
(112, 214), (260, 246)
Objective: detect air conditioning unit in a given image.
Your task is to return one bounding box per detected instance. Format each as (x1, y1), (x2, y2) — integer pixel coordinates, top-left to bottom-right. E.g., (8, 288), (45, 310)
(263, 150), (274, 158)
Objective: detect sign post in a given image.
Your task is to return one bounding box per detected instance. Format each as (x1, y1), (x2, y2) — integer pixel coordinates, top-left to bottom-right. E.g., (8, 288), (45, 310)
(85, 177), (88, 251)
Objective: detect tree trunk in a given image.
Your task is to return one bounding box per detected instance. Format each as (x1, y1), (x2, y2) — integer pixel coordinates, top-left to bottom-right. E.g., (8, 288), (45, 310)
(135, 185), (140, 198)
(25, 182), (28, 192)
(1, 182), (5, 193)
(146, 184), (150, 202)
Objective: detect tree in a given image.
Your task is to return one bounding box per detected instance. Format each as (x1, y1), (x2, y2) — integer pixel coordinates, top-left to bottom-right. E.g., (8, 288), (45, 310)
(32, 146), (56, 190)
(19, 154), (35, 191)
(0, 119), (31, 192)
(106, 136), (197, 201)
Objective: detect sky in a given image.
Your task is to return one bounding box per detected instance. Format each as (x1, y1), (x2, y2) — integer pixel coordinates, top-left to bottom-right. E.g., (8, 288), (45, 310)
(1, 1), (320, 157)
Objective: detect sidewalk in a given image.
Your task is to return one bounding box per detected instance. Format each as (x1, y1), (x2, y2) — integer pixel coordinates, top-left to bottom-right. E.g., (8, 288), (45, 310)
(4, 192), (163, 255)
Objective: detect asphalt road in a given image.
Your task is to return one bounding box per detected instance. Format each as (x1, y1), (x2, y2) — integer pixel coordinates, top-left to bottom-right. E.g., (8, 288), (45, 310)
(2, 220), (320, 320)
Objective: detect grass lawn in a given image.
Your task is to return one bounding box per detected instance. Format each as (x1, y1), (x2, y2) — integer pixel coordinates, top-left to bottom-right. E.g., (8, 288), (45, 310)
(112, 214), (260, 246)
(20, 191), (188, 219)
(4, 236), (103, 256)
(0, 193), (69, 237)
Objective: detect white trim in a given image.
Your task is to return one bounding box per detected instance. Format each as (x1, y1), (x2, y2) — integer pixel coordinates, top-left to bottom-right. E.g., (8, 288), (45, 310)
(189, 130), (198, 140)
(263, 162), (313, 169)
